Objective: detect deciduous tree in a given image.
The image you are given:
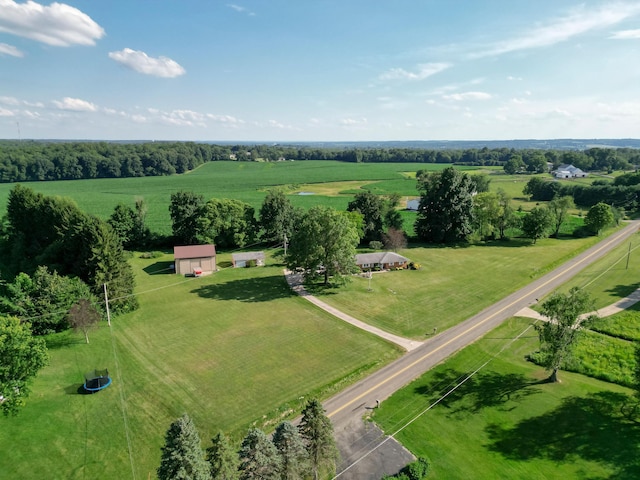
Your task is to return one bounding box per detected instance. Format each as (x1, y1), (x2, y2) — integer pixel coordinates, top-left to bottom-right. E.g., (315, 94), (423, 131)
(584, 202), (614, 235)
(158, 414), (211, 480)
(170, 191), (206, 245)
(414, 167), (475, 243)
(0, 316), (49, 416)
(198, 198), (257, 249)
(259, 188), (299, 244)
(286, 206), (360, 286)
(68, 298), (101, 344)
(534, 287), (595, 383)
(547, 195), (575, 237)
(521, 207), (554, 244)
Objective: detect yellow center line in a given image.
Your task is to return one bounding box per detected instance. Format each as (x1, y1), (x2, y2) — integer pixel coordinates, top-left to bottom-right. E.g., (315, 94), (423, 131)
(327, 225), (635, 418)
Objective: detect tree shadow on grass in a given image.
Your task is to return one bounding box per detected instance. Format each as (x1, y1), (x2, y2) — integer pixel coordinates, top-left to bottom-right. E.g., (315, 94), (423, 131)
(142, 261), (174, 275)
(191, 275), (295, 302)
(45, 331), (81, 350)
(486, 391), (640, 479)
(415, 369), (542, 416)
(605, 283), (640, 300)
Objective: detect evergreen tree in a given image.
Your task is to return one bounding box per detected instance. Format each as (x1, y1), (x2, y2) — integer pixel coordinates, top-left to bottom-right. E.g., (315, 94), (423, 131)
(414, 167), (475, 243)
(206, 431), (239, 480)
(238, 428), (281, 480)
(299, 399), (339, 480)
(272, 421), (310, 480)
(158, 414), (211, 480)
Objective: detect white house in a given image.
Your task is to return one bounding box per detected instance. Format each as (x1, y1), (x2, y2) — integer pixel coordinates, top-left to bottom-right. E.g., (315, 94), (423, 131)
(554, 164), (588, 179)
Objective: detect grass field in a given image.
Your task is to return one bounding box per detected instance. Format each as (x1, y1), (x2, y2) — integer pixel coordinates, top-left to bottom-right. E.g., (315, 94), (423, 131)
(0, 161), (455, 236)
(373, 317), (638, 479)
(0, 252), (401, 479)
(310, 233), (605, 339)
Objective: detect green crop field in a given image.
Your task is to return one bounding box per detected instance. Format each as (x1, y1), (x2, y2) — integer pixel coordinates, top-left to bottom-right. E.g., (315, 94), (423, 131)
(0, 161), (456, 236)
(373, 317), (637, 479)
(0, 252), (401, 479)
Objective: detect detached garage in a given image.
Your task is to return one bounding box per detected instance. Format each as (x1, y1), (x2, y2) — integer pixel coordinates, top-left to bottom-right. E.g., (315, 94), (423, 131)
(173, 244), (217, 276)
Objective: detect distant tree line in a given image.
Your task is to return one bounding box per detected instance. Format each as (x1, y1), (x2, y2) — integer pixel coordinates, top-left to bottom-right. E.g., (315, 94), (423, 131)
(1, 140), (638, 183)
(523, 172), (640, 210)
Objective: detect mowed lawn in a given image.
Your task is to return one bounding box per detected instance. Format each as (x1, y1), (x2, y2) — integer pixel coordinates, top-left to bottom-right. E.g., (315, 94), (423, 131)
(0, 253), (401, 479)
(313, 234), (605, 339)
(373, 317), (638, 479)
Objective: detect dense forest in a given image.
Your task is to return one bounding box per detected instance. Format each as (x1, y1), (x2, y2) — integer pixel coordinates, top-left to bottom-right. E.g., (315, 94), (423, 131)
(0, 140), (639, 183)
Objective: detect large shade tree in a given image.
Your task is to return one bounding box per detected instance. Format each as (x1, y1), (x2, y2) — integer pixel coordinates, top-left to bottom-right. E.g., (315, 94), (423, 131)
(169, 191), (206, 245)
(548, 195), (576, 238)
(259, 188), (299, 244)
(286, 206), (360, 286)
(534, 287), (596, 383)
(521, 207), (554, 244)
(0, 316), (49, 415)
(585, 202), (614, 235)
(197, 198), (257, 249)
(414, 167), (475, 243)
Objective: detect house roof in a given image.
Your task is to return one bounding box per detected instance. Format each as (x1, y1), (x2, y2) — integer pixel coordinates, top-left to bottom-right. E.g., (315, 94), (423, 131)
(173, 244), (216, 259)
(355, 251), (409, 265)
(232, 251), (265, 262)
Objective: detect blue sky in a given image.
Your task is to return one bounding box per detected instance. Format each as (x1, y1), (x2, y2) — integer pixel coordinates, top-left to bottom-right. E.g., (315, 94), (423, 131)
(1, 0), (640, 141)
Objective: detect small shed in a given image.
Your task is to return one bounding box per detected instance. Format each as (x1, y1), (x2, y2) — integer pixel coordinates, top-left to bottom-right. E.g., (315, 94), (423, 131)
(232, 251), (265, 268)
(174, 244), (216, 275)
(355, 252), (410, 271)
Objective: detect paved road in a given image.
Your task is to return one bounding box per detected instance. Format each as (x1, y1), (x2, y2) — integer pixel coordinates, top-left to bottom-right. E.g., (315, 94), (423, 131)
(315, 220), (639, 479)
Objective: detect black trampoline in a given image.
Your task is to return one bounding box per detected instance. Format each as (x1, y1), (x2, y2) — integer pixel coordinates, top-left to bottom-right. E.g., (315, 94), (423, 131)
(83, 369), (112, 392)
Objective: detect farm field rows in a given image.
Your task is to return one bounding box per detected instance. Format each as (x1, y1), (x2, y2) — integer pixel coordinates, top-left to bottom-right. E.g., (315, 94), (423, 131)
(0, 161), (454, 235)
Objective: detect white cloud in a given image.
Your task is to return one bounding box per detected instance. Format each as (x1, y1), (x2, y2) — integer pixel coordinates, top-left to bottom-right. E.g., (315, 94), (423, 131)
(0, 0), (105, 47)
(443, 91), (492, 101)
(379, 62), (451, 81)
(206, 113), (243, 124)
(340, 117), (368, 127)
(0, 96), (20, 105)
(610, 28), (640, 39)
(474, 3), (640, 57)
(0, 42), (23, 57)
(227, 4), (256, 16)
(52, 97), (97, 112)
(108, 48), (186, 78)
(507, 75), (523, 81)
(0, 107), (15, 116)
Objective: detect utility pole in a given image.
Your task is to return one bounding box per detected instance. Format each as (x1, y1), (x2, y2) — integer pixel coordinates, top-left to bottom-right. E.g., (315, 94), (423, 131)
(626, 241), (632, 270)
(103, 283), (111, 327)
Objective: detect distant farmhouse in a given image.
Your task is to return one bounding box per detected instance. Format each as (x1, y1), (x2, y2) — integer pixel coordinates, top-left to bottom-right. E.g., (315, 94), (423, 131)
(232, 251), (265, 268)
(355, 252), (410, 271)
(406, 199), (420, 211)
(554, 164), (588, 179)
(174, 244), (216, 275)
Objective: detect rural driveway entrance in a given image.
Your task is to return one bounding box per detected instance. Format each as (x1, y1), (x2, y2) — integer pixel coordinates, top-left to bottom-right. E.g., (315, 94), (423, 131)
(286, 220), (639, 479)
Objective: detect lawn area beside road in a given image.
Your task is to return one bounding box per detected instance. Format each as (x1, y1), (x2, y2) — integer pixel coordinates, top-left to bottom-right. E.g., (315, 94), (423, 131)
(373, 317), (637, 479)
(312, 234), (604, 339)
(0, 252), (400, 479)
